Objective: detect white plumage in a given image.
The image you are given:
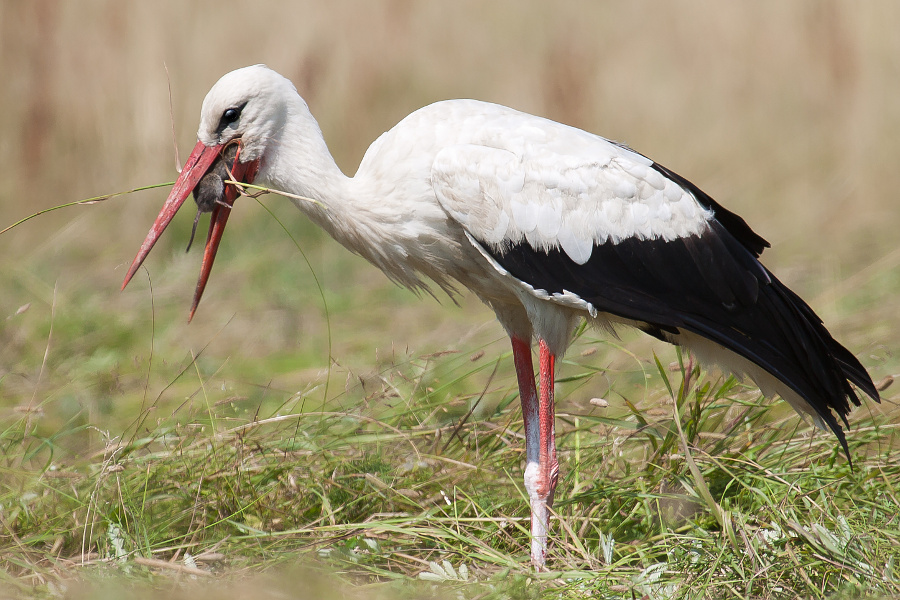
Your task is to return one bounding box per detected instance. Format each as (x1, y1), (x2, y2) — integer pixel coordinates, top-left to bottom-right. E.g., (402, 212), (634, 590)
(123, 65), (878, 569)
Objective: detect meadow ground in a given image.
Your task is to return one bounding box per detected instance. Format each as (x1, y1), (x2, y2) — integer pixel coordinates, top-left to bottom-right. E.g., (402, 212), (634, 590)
(1, 2), (899, 598)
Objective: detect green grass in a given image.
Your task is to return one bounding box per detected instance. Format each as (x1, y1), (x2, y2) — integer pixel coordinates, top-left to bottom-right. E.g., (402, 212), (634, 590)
(1, 165), (898, 600)
(2, 196), (898, 599)
(1, 274), (898, 598)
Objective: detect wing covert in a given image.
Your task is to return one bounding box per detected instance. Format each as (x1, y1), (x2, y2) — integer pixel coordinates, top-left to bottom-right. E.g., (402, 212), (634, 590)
(432, 142), (716, 265)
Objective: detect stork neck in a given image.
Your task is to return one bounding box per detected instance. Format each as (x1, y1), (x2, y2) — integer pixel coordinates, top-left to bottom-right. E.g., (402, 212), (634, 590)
(257, 104), (400, 266)
(262, 111), (351, 217)
(256, 100), (459, 296)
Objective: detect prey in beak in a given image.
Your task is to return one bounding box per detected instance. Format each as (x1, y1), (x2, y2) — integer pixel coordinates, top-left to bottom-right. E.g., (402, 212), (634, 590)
(122, 139), (260, 321)
(186, 142), (241, 253)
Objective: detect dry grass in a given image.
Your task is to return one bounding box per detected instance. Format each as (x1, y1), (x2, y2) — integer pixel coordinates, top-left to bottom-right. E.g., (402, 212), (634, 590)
(2, 349), (899, 598)
(1, 2), (899, 598)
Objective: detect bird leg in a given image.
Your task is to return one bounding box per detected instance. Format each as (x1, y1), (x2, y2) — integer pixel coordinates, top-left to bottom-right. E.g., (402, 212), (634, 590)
(511, 336), (558, 569)
(539, 339), (559, 505)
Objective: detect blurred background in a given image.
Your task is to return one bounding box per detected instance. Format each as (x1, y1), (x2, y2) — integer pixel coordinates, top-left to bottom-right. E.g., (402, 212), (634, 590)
(0, 1), (897, 449)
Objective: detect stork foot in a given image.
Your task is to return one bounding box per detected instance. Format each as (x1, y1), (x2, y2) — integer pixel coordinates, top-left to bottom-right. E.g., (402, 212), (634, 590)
(530, 497), (550, 569)
(524, 461), (556, 569)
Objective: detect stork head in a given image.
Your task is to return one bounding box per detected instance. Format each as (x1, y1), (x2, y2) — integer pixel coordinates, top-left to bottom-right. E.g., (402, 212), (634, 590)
(196, 65), (299, 164)
(121, 65), (297, 320)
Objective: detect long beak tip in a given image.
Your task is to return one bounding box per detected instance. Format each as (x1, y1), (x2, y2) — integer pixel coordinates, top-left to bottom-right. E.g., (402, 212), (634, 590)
(121, 260), (141, 291)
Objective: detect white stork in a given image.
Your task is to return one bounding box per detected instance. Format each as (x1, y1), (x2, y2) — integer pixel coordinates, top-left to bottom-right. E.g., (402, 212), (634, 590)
(122, 65), (879, 568)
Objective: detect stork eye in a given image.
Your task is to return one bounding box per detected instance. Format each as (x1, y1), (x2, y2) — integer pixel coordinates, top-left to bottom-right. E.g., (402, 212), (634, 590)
(216, 102), (246, 132)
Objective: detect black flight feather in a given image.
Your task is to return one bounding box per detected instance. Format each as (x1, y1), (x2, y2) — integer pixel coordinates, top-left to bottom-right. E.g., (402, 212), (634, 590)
(483, 168), (879, 461)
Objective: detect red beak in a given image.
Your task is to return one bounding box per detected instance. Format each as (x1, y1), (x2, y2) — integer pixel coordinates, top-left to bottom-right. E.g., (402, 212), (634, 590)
(122, 139), (259, 321)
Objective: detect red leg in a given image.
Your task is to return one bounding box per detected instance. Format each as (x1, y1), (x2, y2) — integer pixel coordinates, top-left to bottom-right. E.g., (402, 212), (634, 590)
(511, 335), (558, 569)
(539, 339), (559, 507)
(512, 336), (539, 467)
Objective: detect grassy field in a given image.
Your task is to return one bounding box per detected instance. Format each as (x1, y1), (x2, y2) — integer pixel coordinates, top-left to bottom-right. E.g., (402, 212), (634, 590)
(2, 2), (899, 598)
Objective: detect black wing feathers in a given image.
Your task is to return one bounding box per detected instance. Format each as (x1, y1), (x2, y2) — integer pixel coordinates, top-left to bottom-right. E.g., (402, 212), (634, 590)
(651, 162), (771, 258)
(485, 166), (878, 459)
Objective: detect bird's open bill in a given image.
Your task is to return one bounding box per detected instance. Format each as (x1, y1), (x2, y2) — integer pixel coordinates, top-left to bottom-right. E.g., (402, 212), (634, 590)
(121, 140), (259, 320)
